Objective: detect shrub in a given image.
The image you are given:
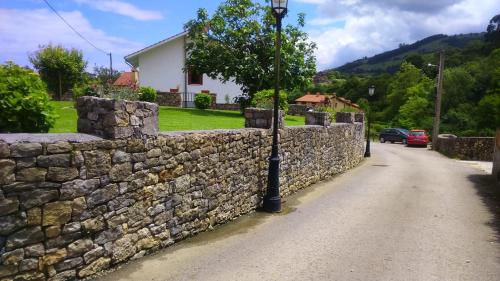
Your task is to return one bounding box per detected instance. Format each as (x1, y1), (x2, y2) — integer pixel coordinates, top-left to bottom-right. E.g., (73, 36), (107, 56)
(315, 105), (336, 121)
(0, 62), (56, 132)
(139, 86), (157, 102)
(72, 83), (99, 100)
(195, 93), (212, 109)
(106, 87), (139, 101)
(251, 89), (288, 112)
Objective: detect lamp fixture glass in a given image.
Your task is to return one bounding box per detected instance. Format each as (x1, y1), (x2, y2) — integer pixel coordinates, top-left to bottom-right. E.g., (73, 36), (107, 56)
(369, 85), (375, 96)
(271, 0), (288, 15)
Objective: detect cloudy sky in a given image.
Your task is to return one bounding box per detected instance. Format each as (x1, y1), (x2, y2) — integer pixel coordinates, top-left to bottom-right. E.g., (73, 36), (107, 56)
(1, 0), (498, 71)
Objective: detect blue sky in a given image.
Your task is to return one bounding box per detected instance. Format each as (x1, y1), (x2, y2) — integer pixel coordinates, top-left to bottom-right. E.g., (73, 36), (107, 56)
(1, 0), (499, 71)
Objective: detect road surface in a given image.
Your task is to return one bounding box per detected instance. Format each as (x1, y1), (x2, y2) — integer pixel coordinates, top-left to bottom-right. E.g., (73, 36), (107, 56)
(96, 143), (500, 281)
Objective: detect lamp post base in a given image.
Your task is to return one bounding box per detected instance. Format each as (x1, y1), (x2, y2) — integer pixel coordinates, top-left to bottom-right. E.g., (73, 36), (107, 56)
(263, 195), (281, 213)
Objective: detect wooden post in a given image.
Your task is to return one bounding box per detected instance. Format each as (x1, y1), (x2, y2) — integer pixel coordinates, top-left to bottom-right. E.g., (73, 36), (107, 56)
(432, 50), (445, 150)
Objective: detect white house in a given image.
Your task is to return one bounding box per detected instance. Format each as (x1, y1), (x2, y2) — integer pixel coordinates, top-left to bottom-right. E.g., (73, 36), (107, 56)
(124, 31), (243, 105)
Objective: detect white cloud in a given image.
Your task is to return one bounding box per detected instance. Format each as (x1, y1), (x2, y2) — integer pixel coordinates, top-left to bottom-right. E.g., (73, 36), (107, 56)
(306, 0), (500, 70)
(294, 0), (327, 4)
(75, 0), (163, 21)
(309, 18), (339, 26)
(0, 8), (143, 70)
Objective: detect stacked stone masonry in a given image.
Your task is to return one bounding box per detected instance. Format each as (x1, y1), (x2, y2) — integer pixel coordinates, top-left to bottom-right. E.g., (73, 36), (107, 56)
(305, 112), (331, 127)
(76, 97), (158, 140)
(436, 134), (495, 161)
(244, 108), (284, 129)
(288, 104), (309, 116)
(0, 102), (364, 281)
(156, 92), (182, 107)
(214, 104), (240, 111)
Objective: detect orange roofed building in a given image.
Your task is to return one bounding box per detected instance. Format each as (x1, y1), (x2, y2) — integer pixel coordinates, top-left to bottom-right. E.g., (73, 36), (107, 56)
(295, 92), (361, 112)
(113, 70), (139, 89)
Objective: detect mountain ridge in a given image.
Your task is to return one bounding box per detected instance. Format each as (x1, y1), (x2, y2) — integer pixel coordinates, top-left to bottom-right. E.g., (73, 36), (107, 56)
(315, 32), (485, 82)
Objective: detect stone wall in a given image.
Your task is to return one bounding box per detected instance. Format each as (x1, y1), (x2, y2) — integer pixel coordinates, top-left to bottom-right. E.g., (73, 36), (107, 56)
(493, 129), (500, 182)
(336, 112), (355, 124)
(76, 97), (158, 140)
(157, 92), (182, 107)
(305, 112), (331, 127)
(0, 97), (365, 281)
(436, 134), (495, 161)
(215, 104), (240, 111)
(288, 104), (309, 116)
(244, 108), (284, 129)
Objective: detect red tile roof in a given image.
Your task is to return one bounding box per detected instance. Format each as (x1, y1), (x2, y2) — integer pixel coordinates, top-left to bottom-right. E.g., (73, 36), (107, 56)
(295, 94), (329, 103)
(113, 72), (137, 87)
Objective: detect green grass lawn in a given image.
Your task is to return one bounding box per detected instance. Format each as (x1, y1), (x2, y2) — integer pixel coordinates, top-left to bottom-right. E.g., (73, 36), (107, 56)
(49, 101), (305, 133)
(50, 101), (78, 133)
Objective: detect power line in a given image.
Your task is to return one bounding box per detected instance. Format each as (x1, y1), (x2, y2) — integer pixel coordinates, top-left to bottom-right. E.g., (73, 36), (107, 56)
(42, 0), (109, 55)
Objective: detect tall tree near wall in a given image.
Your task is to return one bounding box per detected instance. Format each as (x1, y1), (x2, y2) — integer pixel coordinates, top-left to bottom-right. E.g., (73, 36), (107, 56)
(184, 0), (317, 101)
(485, 14), (500, 49)
(29, 44), (87, 100)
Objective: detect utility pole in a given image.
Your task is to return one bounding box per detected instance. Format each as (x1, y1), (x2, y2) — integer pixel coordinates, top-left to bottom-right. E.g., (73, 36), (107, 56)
(108, 53), (113, 82)
(432, 50), (445, 150)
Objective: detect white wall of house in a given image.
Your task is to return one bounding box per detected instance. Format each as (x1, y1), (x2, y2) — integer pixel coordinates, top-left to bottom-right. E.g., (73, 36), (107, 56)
(135, 35), (243, 104)
(138, 36), (185, 93)
(187, 77), (242, 104)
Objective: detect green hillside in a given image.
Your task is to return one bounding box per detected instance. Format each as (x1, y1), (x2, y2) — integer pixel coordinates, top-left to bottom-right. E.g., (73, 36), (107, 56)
(316, 33), (484, 79)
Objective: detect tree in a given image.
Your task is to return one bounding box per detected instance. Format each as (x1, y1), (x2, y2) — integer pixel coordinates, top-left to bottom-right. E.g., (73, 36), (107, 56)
(442, 67), (475, 114)
(384, 62), (433, 121)
(29, 44), (87, 100)
(184, 0), (316, 101)
(93, 65), (120, 86)
(485, 14), (500, 49)
(397, 95), (433, 130)
(0, 62), (56, 132)
(403, 53), (424, 69)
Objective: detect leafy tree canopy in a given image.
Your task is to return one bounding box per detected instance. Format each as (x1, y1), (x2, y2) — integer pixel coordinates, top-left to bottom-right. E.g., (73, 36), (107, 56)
(384, 62), (433, 121)
(93, 65), (121, 86)
(184, 0), (316, 100)
(29, 44), (87, 100)
(485, 14), (500, 48)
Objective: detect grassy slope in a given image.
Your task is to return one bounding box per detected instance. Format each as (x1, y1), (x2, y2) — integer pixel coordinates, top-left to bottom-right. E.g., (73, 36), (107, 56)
(49, 101), (305, 133)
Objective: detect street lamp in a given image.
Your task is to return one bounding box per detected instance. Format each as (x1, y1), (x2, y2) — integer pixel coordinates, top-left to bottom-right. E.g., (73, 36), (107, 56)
(263, 0), (288, 213)
(364, 85), (375, 157)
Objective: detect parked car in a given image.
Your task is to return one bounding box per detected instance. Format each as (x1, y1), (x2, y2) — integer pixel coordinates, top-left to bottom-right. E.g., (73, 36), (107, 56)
(379, 128), (409, 144)
(407, 129), (429, 146)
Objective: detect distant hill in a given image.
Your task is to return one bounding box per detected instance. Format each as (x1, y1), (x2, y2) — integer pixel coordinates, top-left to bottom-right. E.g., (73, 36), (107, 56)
(315, 32), (484, 81)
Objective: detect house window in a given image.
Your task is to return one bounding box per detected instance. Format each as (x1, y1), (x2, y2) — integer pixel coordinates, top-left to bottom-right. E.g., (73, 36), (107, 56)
(188, 69), (203, 85)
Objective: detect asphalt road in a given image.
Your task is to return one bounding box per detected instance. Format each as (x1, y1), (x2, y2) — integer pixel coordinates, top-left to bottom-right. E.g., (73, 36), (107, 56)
(96, 143), (500, 281)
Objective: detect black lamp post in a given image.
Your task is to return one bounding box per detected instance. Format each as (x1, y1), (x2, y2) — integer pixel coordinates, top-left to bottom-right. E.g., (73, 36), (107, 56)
(263, 0), (288, 213)
(364, 85), (375, 157)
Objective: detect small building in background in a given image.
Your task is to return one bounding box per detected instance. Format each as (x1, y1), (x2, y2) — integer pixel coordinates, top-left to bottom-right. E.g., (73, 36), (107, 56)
(295, 93), (331, 107)
(113, 70), (138, 90)
(294, 92), (361, 112)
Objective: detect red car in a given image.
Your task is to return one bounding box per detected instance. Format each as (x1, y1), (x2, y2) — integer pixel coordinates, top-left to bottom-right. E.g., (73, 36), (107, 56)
(407, 130), (429, 146)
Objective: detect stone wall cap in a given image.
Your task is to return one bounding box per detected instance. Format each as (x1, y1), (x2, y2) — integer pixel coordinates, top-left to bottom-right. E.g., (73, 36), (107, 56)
(0, 133), (103, 144)
(438, 134), (457, 139)
(159, 128), (264, 136)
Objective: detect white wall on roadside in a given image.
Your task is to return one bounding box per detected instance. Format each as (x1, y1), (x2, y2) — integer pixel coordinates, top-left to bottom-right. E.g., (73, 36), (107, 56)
(136, 35), (243, 104)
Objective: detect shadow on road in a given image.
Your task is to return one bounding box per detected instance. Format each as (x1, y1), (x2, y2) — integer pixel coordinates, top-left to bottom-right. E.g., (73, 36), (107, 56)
(467, 174), (500, 243)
